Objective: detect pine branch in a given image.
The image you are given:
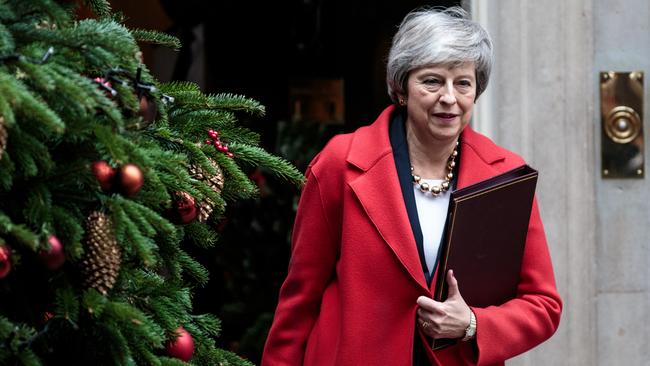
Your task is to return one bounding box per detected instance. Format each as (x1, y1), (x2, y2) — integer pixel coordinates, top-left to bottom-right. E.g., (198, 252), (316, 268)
(156, 234), (183, 282)
(109, 200), (158, 267)
(177, 250), (209, 286)
(190, 314), (221, 338)
(159, 358), (188, 366)
(0, 72), (65, 134)
(82, 0), (112, 18)
(0, 211), (39, 251)
(51, 206), (84, 261)
(0, 316), (13, 339)
(119, 199), (157, 237)
(0, 22), (16, 55)
(17, 348), (42, 366)
(130, 29), (181, 51)
(23, 183), (54, 232)
(49, 63), (124, 127)
(214, 348), (255, 366)
(103, 300), (165, 349)
(218, 127), (260, 146)
(172, 109), (237, 137)
(8, 324), (38, 361)
(0, 2), (17, 23)
(54, 285), (80, 323)
(147, 292), (192, 333)
(230, 143), (305, 186)
(93, 125), (128, 166)
(182, 220), (219, 249)
(0, 93), (16, 129)
(98, 319), (133, 365)
(83, 289), (109, 318)
(0, 153), (15, 191)
(163, 91), (264, 119)
(11, 0), (71, 28)
(209, 93), (266, 117)
(211, 151), (258, 201)
(7, 127), (54, 178)
(127, 200), (177, 238)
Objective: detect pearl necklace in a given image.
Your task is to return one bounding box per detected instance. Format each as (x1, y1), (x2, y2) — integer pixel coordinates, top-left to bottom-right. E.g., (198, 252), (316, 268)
(410, 141), (459, 196)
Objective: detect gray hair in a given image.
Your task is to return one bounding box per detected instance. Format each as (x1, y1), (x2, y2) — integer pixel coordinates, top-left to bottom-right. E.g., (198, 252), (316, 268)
(386, 6), (493, 103)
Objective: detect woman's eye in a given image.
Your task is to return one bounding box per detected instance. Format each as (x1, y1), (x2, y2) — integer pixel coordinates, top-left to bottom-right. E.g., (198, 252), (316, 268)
(458, 80), (472, 87)
(424, 78), (440, 85)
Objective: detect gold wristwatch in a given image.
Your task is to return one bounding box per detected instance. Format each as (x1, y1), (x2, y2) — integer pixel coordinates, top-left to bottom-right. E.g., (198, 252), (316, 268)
(462, 310), (476, 341)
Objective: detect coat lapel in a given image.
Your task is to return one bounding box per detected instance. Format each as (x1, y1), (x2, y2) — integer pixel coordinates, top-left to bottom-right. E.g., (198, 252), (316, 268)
(347, 106), (429, 291)
(456, 126), (506, 189)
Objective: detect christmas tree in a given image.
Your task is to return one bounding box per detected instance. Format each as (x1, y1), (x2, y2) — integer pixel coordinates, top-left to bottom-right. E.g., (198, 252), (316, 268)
(0, 0), (303, 365)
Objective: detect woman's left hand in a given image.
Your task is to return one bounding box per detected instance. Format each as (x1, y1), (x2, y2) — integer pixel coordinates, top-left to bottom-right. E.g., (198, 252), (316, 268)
(417, 269), (471, 339)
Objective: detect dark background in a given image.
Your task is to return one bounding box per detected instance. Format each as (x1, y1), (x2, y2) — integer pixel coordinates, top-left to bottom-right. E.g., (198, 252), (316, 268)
(112, 0), (458, 363)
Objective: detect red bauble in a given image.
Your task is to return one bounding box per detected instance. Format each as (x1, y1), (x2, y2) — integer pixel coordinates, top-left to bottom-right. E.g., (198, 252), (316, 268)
(43, 311), (54, 322)
(139, 94), (157, 124)
(173, 192), (198, 224)
(91, 160), (116, 192)
(39, 235), (66, 270)
(0, 244), (11, 279)
(118, 164), (144, 197)
(166, 327), (194, 361)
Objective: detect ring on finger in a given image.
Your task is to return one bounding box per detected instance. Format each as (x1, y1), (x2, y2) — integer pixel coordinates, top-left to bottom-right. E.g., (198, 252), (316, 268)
(420, 320), (430, 329)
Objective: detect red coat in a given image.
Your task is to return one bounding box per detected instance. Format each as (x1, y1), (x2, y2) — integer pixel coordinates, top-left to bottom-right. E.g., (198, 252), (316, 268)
(262, 106), (562, 366)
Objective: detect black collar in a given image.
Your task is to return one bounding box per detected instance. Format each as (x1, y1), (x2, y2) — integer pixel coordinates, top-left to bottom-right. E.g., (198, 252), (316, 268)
(388, 109), (461, 287)
(389, 110), (431, 285)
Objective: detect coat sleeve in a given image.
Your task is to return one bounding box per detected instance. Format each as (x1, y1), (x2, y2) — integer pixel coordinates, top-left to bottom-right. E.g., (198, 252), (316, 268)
(261, 162), (340, 366)
(470, 198), (563, 365)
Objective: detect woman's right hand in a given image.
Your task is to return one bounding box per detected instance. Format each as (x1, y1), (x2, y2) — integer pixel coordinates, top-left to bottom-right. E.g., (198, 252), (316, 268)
(416, 270), (471, 339)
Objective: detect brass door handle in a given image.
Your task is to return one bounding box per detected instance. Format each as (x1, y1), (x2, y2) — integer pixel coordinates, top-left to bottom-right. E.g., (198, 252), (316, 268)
(600, 71), (644, 178)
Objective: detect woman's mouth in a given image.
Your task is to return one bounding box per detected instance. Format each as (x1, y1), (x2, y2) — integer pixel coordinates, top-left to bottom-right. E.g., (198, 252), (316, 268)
(433, 113), (458, 122)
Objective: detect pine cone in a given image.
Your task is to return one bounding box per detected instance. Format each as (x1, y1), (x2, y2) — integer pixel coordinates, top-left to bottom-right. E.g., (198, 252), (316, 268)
(82, 211), (121, 295)
(189, 159), (225, 222)
(0, 117), (7, 161)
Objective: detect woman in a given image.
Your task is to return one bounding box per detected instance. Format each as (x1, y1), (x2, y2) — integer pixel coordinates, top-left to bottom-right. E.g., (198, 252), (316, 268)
(262, 7), (562, 366)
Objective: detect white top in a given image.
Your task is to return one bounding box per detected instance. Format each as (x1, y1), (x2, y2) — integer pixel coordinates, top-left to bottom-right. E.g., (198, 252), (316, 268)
(413, 179), (451, 275)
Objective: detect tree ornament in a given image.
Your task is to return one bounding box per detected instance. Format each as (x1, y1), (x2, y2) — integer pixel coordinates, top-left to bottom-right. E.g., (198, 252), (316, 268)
(0, 243), (11, 279)
(39, 235), (66, 270)
(91, 160), (116, 193)
(0, 116), (7, 161)
(81, 212), (121, 295)
(138, 94), (157, 124)
(166, 327), (194, 361)
(171, 192), (198, 224)
(43, 311), (54, 323)
(92, 77), (117, 98)
(189, 159), (225, 222)
(117, 163), (144, 197)
(204, 129), (234, 159)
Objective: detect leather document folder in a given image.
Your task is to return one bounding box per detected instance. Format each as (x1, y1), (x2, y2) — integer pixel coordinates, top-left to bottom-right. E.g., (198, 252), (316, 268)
(431, 164), (538, 350)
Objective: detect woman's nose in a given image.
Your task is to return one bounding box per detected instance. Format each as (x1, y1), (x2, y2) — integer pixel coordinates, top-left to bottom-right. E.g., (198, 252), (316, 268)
(439, 83), (457, 105)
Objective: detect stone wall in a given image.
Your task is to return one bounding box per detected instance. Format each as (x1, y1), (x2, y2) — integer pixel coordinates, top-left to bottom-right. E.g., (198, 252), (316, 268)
(468, 0), (649, 364)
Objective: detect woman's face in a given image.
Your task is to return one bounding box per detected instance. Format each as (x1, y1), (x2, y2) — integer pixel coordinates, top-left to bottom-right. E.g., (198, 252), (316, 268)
(403, 62), (476, 144)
